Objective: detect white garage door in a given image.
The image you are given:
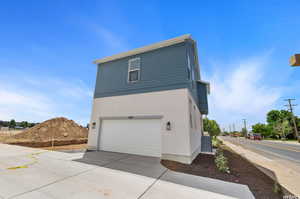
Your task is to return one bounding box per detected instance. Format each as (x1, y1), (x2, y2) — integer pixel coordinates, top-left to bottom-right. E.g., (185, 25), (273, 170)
(99, 119), (161, 157)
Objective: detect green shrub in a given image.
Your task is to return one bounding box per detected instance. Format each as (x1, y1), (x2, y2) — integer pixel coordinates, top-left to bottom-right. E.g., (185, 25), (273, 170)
(273, 182), (282, 194)
(215, 149), (230, 173)
(212, 137), (223, 148)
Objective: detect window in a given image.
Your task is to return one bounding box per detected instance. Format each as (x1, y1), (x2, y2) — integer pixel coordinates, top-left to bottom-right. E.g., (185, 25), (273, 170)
(187, 54), (191, 80)
(128, 57), (140, 82)
(187, 53), (195, 82)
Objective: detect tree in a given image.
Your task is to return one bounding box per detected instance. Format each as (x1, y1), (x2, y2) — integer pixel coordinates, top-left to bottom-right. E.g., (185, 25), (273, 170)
(252, 123), (271, 137)
(267, 110), (282, 125)
(203, 118), (221, 137)
(28, 123), (36, 128)
(20, 121), (28, 128)
(273, 119), (292, 139)
(9, 119), (16, 129)
(266, 110), (295, 138)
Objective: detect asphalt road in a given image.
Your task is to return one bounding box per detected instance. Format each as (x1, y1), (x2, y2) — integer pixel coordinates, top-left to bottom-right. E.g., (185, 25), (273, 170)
(221, 137), (300, 165)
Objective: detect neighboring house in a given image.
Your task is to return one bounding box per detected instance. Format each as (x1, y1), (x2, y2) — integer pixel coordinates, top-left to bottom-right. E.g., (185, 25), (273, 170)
(88, 34), (209, 164)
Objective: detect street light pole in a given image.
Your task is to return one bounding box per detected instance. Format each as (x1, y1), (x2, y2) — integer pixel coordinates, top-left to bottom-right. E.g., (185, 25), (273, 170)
(242, 119), (247, 137)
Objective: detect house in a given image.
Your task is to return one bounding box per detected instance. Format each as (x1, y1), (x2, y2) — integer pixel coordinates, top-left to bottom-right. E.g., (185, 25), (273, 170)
(88, 34), (209, 164)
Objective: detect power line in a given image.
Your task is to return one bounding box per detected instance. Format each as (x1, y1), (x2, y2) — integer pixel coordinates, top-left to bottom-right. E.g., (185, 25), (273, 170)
(284, 99), (299, 139)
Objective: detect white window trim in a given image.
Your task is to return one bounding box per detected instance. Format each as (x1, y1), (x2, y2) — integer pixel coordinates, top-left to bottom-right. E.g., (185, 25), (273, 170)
(128, 57), (141, 83)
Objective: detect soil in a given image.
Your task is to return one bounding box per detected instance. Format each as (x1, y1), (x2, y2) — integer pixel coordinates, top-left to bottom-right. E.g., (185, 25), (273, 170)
(161, 146), (285, 199)
(0, 117), (88, 148)
(7, 138), (87, 148)
(12, 117), (88, 141)
(40, 144), (87, 151)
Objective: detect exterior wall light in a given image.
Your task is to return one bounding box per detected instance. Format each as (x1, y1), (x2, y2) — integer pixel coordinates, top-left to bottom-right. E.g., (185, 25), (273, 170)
(166, 121), (171, 131)
(92, 122), (96, 129)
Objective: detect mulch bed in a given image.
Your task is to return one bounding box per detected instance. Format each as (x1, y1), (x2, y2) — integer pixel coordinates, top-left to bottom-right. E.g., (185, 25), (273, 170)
(161, 146), (286, 199)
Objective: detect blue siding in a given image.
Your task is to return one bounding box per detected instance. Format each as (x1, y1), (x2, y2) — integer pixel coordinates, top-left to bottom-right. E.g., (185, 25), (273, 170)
(93, 39), (209, 115)
(94, 42), (189, 98)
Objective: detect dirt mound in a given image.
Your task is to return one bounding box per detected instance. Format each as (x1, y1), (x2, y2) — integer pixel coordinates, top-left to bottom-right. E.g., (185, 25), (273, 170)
(13, 117), (88, 142)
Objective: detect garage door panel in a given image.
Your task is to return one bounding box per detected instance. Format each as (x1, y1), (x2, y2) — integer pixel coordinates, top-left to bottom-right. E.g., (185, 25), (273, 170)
(99, 119), (161, 157)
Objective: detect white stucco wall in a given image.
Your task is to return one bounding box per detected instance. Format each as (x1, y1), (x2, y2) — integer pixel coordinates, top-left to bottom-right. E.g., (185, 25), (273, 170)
(88, 88), (202, 163)
(187, 90), (202, 159)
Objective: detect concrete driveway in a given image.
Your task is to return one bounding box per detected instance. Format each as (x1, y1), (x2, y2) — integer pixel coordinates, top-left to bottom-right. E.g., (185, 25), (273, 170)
(0, 144), (254, 199)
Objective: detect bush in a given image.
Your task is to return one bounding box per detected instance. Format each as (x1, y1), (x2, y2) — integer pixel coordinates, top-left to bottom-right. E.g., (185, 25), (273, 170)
(212, 137), (222, 148)
(215, 149), (230, 173)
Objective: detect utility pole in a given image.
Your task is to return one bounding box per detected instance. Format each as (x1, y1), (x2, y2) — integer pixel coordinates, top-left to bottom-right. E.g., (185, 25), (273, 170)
(233, 123), (236, 132)
(242, 119), (247, 137)
(284, 99), (299, 139)
(242, 119), (247, 131)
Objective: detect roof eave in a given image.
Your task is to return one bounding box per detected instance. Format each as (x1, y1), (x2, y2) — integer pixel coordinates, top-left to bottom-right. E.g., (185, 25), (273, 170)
(93, 34), (192, 64)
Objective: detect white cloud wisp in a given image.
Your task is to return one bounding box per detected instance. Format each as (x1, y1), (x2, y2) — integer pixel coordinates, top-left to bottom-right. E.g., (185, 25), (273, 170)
(206, 56), (281, 130)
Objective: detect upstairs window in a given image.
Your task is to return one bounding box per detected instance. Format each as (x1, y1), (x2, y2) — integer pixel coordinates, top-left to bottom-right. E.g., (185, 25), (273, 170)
(128, 57), (140, 82)
(187, 53), (195, 81)
(187, 54), (191, 80)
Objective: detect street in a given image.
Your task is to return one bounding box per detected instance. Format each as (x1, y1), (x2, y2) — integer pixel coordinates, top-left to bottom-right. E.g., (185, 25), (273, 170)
(222, 137), (300, 165)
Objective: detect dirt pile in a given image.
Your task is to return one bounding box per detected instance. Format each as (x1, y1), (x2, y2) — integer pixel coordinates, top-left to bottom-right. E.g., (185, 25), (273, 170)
(13, 117), (88, 142)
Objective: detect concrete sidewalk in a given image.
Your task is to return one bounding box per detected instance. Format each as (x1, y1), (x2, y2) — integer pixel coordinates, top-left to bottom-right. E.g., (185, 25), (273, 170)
(0, 144), (254, 199)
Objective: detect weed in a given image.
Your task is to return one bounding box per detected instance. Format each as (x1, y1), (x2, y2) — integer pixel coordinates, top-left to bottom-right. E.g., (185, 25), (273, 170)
(215, 149), (230, 173)
(273, 182), (282, 194)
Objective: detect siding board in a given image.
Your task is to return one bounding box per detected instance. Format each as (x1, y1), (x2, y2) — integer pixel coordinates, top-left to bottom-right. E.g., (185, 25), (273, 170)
(93, 40), (208, 114)
(94, 42), (188, 98)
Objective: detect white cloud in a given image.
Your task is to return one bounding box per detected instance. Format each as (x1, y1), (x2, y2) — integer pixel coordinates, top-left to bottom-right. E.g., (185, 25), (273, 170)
(206, 55), (281, 130)
(0, 87), (54, 121)
(0, 75), (93, 125)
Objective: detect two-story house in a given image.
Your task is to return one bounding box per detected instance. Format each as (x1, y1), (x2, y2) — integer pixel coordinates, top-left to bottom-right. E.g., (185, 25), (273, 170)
(88, 34), (209, 164)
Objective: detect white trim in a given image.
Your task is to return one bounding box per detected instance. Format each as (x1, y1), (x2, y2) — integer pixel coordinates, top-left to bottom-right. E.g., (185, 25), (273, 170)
(94, 34), (192, 64)
(127, 57), (141, 83)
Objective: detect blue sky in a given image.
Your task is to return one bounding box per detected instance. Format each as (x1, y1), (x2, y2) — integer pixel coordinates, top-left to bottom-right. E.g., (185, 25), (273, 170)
(0, 0), (299, 130)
